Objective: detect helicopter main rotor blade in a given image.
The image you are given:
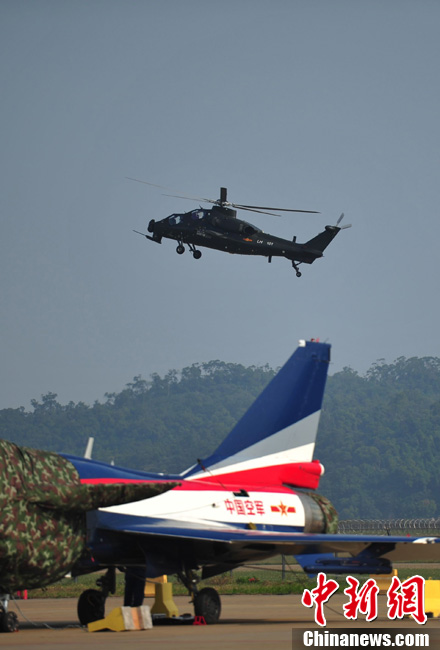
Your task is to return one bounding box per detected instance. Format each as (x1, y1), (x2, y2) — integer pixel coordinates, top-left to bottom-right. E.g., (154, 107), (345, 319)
(126, 177), (173, 191)
(126, 178), (218, 204)
(162, 194), (293, 216)
(233, 203), (319, 214)
(162, 192), (219, 204)
(127, 178), (319, 215)
(233, 205), (283, 217)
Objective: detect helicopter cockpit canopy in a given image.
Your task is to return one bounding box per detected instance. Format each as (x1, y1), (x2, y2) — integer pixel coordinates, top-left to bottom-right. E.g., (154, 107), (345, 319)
(168, 210), (206, 226)
(241, 222), (261, 235)
(190, 210), (205, 220)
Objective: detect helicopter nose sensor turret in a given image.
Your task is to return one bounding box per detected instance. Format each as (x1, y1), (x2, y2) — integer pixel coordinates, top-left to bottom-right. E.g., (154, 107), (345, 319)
(146, 219), (162, 243)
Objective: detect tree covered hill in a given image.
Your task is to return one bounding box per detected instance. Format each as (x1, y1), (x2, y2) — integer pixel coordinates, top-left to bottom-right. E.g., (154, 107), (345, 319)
(1, 356), (439, 520)
(316, 356), (440, 520)
(0, 362), (276, 474)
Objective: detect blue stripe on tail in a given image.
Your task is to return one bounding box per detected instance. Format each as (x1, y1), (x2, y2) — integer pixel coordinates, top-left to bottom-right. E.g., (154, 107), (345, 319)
(183, 340), (330, 477)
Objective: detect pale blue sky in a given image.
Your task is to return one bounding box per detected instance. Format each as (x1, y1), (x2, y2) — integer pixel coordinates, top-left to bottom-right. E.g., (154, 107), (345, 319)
(1, 0), (440, 409)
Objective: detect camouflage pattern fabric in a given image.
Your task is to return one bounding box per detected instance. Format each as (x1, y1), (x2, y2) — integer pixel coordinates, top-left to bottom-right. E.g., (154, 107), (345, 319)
(306, 491), (339, 534)
(0, 439), (177, 592)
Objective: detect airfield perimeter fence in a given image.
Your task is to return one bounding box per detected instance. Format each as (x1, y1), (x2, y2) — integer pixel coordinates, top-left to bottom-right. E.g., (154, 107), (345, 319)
(235, 519), (440, 581)
(337, 518), (440, 536)
(282, 517), (440, 580)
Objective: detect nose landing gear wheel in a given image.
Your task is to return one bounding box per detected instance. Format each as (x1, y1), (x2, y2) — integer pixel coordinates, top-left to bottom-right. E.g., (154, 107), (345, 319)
(194, 587), (221, 624)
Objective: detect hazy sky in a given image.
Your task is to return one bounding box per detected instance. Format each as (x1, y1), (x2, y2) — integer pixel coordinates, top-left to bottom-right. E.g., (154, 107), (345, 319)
(1, 0), (440, 410)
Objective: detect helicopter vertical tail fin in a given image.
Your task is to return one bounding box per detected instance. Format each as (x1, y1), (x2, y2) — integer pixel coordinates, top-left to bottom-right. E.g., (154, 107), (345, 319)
(304, 225), (341, 253)
(304, 214), (351, 254)
(182, 340), (331, 489)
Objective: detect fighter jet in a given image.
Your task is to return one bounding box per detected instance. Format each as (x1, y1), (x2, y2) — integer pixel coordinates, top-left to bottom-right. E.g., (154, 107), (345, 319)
(1, 340), (439, 632)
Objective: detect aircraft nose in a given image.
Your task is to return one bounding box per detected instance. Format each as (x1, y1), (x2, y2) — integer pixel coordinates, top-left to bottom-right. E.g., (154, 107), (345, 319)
(148, 219), (155, 233)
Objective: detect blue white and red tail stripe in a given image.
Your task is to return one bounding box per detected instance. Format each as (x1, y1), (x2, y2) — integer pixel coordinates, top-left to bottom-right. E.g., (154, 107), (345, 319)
(182, 339), (330, 490)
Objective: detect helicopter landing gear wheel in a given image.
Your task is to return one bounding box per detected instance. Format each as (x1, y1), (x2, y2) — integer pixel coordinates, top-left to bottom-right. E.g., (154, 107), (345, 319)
(77, 588), (106, 626)
(188, 242), (201, 259)
(176, 244), (185, 255)
(292, 261), (302, 277)
(194, 587), (221, 624)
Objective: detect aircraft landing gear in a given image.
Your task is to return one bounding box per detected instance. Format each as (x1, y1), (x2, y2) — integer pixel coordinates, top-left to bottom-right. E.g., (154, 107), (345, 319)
(0, 610), (19, 633)
(178, 568), (221, 624)
(292, 261), (302, 277)
(188, 242), (202, 259)
(176, 242), (202, 259)
(77, 589), (106, 626)
(77, 567), (116, 626)
(194, 587), (221, 624)
(0, 596), (19, 633)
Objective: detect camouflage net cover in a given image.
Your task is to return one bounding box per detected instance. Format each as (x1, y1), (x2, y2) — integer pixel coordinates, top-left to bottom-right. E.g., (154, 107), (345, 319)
(0, 440), (176, 591)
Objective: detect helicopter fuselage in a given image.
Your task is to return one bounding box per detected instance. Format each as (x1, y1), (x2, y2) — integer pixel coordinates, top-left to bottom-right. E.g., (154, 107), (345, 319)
(148, 206), (324, 264)
(132, 181), (349, 276)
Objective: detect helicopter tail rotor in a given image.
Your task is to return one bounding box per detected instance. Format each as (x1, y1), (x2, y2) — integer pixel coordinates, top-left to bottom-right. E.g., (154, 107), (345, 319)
(336, 213), (352, 230)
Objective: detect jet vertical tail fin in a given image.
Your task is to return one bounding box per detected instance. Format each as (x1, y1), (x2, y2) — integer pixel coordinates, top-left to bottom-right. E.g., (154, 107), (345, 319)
(182, 340), (331, 489)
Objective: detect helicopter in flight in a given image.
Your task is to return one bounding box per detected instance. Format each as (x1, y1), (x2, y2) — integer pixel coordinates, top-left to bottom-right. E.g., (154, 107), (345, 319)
(131, 180), (351, 277)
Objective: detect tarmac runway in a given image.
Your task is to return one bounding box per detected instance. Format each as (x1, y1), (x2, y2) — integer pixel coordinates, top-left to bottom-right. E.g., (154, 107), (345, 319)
(3, 594), (440, 650)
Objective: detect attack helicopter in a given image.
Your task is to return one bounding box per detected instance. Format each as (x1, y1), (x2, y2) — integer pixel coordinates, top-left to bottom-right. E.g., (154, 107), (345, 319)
(131, 180), (351, 277)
